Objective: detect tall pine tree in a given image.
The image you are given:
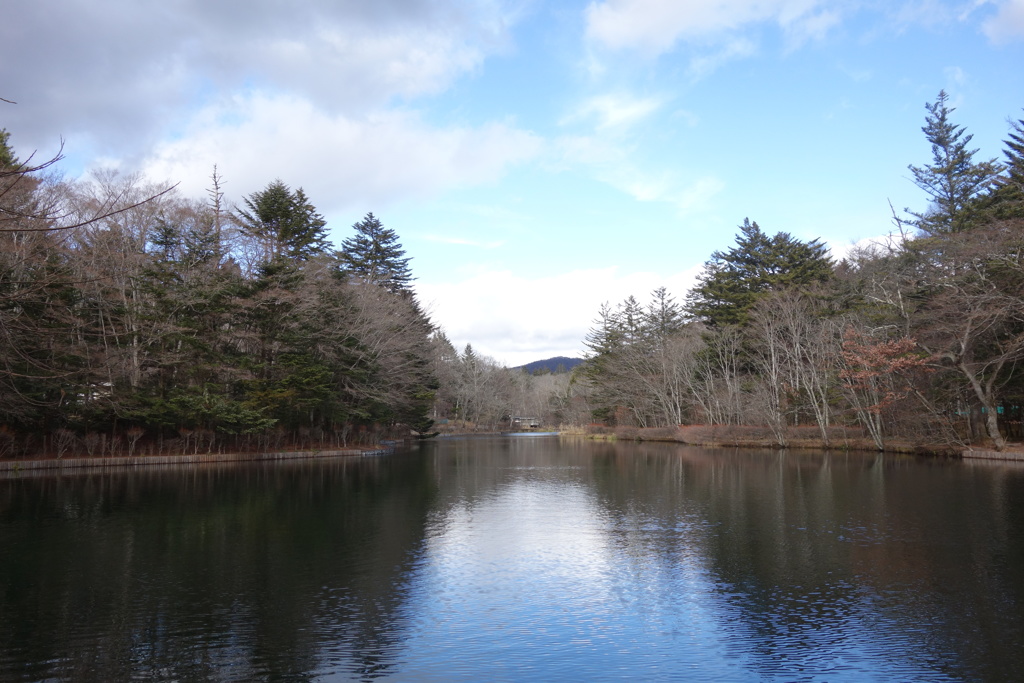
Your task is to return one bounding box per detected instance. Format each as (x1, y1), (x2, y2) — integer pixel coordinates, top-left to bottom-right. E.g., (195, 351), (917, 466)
(0, 129), (17, 169)
(235, 180), (328, 262)
(338, 212), (413, 293)
(685, 218), (832, 327)
(906, 91), (1002, 235)
(987, 113), (1024, 219)
(1004, 114), (1024, 196)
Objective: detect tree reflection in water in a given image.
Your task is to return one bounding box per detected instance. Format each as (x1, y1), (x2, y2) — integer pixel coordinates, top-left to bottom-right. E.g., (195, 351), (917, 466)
(2, 440), (1023, 682)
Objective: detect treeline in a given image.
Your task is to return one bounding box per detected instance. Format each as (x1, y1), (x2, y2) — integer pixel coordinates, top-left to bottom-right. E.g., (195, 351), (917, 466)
(0, 130), (566, 457)
(579, 92), (1024, 451)
(430, 342), (573, 431)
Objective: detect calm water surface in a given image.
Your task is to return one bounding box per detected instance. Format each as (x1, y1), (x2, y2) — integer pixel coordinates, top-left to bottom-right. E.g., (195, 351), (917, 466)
(2, 436), (1024, 681)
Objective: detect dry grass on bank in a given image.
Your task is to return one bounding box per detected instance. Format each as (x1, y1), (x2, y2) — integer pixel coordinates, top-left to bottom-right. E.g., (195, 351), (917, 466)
(561, 423), (967, 456)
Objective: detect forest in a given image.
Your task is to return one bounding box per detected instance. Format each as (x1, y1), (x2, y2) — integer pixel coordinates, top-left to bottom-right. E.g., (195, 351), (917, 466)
(577, 92), (1024, 452)
(0, 90), (1022, 457)
(0, 129), (562, 457)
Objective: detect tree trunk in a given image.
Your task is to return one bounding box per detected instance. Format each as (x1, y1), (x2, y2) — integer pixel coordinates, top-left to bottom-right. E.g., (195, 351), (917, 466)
(960, 362), (1006, 450)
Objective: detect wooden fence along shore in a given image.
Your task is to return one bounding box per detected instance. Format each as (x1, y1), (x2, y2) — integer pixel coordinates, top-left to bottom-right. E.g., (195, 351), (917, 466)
(4, 438), (1023, 477)
(962, 449), (1024, 462)
(0, 447), (394, 476)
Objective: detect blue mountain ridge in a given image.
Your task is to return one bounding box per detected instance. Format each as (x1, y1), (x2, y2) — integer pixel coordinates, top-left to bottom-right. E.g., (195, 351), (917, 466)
(514, 356), (584, 374)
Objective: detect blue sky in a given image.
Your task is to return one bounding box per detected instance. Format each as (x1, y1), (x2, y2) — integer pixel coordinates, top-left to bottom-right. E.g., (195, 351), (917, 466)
(3, 0), (1023, 365)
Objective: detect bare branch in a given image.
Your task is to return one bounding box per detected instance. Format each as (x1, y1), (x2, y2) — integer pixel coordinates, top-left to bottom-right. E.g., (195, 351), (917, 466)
(0, 183), (178, 233)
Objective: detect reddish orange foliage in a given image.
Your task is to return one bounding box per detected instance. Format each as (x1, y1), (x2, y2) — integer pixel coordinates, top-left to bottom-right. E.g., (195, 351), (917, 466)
(840, 329), (931, 414)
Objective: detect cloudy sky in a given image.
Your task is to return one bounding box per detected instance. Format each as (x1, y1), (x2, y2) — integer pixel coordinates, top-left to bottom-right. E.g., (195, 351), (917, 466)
(3, 0), (1023, 365)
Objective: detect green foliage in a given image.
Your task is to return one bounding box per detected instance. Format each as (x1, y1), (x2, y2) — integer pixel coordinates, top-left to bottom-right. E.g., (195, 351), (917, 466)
(0, 149), (439, 454)
(686, 218), (832, 327)
(1004, 114), (1024, 194)
(906, 91), (1003, 235)
(646, 287), (684, 338)
(583, 288), (699, 427)
(235, 180), (328, 261)
(338, 212), (413, 293)
(981, 113), (1024, 221)
(576, 94), (1024, 447)
(164, 387), (278, 435)
(0, 128), (17, 168)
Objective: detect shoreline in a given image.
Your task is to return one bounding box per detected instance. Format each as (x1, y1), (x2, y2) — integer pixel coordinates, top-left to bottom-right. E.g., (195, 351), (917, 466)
(0, 446), (395, 477)
(3, 429), (1023, 477)
(558, 425), (1024, 460)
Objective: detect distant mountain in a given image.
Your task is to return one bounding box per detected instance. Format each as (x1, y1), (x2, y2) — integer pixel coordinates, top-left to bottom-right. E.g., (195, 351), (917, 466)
(516, 356), (584, 375)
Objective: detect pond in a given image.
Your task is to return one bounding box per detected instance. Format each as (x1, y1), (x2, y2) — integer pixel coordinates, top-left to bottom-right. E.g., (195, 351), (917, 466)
(2, 436), (1023, 681)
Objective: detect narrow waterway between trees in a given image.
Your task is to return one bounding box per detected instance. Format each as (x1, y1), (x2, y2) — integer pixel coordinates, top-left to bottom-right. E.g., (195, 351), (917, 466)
(2, 436), (1023, 681)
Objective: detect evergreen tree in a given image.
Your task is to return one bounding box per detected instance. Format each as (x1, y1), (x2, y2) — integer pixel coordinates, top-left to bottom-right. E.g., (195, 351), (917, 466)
(0, 129), (17, 169)
(235, 180), (328, 261)
(338, 212), (413, 293)
(686, 218), (833, 327)
(1005, 114), (1024, 193)
(619, 295), (645, 343)
(462, 343), (478, 367)
(582, 302), (625, 380)
(906, 91), (1003, 235)
(984, 112), (1024, 220)
(646, 286), (685, 340)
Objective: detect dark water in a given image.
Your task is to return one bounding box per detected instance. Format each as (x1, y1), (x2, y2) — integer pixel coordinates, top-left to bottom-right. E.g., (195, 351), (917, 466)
(2, 437), (1024, 682)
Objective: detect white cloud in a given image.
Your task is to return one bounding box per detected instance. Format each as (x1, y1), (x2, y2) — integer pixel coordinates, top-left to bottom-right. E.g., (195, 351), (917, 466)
(838, 64), (873, 82)
(584, 0), (834, 56)
(553, 134), (724, 213)
(944, 65), (968, 87)
(782, 7), (842, 48)
(672, 109), (702, 127)
(552, 135), (627, 168)
(139, 92), (543, 213)
(415, 265), (703, 366)
(0, 0), (515, 157)
(424, 235), (506, 248)
(827, 232), (908, 263)
(982, 0), (1024, 41)
(888, 0), (964, 31)
(675, 177), (727, 212)
(620, 172), (676, 202)
(564, 94), (665, 130)
(687, 38), (758, 80)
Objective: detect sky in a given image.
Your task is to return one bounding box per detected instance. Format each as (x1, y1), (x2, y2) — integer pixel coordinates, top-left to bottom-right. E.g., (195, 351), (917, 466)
(3, 0), (1024, 366)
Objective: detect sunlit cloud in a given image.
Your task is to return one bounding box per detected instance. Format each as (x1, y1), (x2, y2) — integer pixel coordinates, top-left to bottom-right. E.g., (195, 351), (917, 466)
(675, 177), (727, 213)
(140, 92), (543, 213)
(598, 164), (724, 212)
(828, 232), (909, 262)
(671, 109), (701, 127)
(552, 133), (723, 215)
(416, 265), (704, 366)
(838, 63), (873, 82)
(563, 94), (665, 130)
(944, 65), (967, 86)
(0, 0), (518, 158)
(585, 0), (835, 56)
(981, 0), (1024, 42)
(552, 135), (626, 168)
(423, 235), (507, 248)
(687, 38), (757, 80)
(888, 0), (962, 31)
(782, 7), (842, 49)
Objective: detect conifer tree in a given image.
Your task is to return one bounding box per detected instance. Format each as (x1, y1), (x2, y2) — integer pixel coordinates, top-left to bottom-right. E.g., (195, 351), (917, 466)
(0, 129), (17, 169)
(235, 180), (328, 261)
(1004, 114), (1024, 191)
(986, 113), (1024, 219)
(646, 286), (684, 340)
(905, 91), (1002, 235)
(338, 212), (413, 293)
(686, 218), (832, 327)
